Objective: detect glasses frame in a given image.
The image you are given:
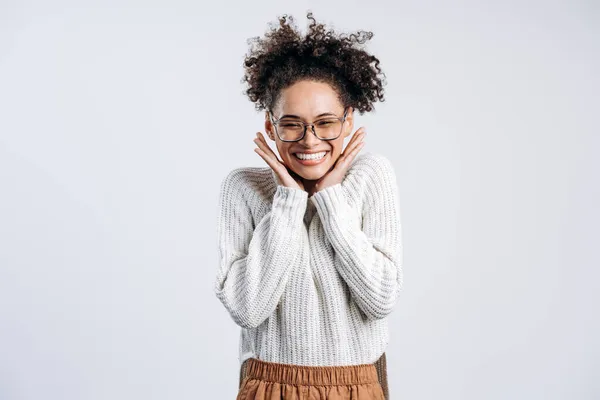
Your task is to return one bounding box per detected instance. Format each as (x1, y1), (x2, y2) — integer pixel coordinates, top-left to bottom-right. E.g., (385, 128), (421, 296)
(268, 107), (349, 142)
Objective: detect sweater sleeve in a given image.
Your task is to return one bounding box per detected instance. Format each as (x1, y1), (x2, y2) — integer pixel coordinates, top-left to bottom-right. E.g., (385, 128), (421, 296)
(214, 169), (309, 329)
(309, 154), (403, 320)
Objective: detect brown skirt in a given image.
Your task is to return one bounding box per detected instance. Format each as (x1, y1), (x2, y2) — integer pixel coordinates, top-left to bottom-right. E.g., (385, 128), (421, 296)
(237, 357), (386, 400)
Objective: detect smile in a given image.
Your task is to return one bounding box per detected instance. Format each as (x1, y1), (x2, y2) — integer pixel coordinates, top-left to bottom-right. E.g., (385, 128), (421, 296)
(293, 151), (329, 165)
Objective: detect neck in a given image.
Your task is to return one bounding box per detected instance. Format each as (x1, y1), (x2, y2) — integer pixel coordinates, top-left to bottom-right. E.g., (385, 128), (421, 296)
(303, 179), (318, 197)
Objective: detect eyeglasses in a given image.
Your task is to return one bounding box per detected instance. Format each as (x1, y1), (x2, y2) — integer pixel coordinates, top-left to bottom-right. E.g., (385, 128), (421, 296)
(268, 108), (349, 142)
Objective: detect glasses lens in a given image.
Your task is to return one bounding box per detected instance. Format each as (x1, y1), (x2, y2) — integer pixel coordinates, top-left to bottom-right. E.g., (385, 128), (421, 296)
(275, 118), (343, 141)
(314, 119), (342, 140)
(277, 122), (305, 141)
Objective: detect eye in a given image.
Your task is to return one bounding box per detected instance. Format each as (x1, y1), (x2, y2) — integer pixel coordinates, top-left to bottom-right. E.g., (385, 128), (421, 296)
(316, 119), (337, 126)
(279, 122), (303, 128)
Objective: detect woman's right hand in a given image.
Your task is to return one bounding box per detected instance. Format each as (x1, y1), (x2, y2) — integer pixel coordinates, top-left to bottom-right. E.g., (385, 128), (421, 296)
(254, 132), (305, 191)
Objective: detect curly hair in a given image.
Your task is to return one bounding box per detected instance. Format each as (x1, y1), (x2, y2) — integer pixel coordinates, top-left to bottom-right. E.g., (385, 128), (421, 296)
(241, 11), (386, 114)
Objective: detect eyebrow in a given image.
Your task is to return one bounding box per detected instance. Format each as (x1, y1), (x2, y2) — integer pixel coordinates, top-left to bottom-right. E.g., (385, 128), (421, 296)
(278, 112), (337, 119)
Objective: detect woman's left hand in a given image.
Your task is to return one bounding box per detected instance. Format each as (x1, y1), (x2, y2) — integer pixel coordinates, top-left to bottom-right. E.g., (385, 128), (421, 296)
(311, 127), (366, 195)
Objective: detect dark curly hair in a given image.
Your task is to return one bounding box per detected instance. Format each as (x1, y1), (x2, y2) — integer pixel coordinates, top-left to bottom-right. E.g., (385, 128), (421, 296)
(242, 11), (386, 115)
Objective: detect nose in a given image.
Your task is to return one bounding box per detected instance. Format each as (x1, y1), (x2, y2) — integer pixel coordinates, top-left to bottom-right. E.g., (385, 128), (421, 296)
(298, 125), (321, 147)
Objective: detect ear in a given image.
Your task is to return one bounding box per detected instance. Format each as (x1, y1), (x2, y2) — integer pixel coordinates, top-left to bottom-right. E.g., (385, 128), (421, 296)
(264, 111), (276, 141)
(343, 106), (354, 139)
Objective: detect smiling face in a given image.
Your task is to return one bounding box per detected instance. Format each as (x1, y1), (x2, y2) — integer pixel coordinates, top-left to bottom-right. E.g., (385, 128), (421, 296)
(265, 80), (354, 181)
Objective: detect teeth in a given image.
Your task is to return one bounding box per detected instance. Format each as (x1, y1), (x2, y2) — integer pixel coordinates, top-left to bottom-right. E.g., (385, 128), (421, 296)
(295, 151), (326, 160)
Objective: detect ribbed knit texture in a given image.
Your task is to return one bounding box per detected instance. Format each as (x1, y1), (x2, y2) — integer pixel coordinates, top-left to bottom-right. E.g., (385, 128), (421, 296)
(214, 151), (403, 367)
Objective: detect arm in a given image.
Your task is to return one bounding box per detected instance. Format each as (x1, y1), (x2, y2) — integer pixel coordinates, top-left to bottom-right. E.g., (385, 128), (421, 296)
(310, 154), (403, 320)
(214, 169), (308, 329)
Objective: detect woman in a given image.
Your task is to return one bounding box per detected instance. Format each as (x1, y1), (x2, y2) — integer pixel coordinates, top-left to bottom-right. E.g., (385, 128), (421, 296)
(214, 11), (403, 400)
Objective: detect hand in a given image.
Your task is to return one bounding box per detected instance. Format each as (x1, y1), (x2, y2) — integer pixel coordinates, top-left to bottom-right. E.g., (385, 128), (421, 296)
(253, 132), (305, 191)
(311, 127), (366, 195)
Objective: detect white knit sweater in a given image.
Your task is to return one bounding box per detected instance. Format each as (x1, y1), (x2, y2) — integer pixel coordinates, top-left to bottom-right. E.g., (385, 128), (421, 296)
(214, 151), (403, 366)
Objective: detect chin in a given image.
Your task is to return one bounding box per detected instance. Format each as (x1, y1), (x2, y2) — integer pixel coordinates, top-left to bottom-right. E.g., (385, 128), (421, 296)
(297, 164), (332, 179)
(298, 172), (325, 181)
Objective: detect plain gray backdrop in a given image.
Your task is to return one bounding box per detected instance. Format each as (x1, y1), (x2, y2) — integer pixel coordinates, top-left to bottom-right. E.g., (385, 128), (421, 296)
(0, 1), (598, 399)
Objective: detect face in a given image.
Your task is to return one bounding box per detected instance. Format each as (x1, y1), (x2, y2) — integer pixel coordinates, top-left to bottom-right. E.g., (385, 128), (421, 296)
(264, 80), (354, 181)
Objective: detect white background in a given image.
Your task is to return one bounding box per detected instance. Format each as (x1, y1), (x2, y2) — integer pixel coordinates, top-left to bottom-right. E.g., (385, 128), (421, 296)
(1, 1), (598, 399)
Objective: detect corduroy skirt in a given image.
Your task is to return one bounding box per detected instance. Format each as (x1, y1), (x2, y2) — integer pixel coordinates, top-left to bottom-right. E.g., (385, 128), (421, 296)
(237, 357), (386, 400)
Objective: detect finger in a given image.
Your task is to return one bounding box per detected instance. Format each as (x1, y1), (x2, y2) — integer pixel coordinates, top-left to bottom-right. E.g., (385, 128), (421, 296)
(254, 136), (289, 177)
(254, 147), (281, 172)
(337, 129), (365, 170)
(335, 141), (365, 174)
(347, 127), (366, 147)
(343, 127), (366, 154)
(349, 141), (366, 159)
(256, 132), (281, 163)
(340, 128), (366, 161)
(253, 134), (279, 165)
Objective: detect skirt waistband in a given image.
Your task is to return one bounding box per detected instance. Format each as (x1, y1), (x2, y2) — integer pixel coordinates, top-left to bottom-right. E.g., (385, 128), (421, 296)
(244, 358), (380, 386)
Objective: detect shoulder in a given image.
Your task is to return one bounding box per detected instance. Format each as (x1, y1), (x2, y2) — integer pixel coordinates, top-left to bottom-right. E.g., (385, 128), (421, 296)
(345, 151), (399, 206)
(219, 166), (276, 202)
(347, 151), (397, 185)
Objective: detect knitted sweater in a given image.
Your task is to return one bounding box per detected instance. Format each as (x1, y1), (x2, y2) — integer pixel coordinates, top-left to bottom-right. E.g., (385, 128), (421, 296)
(214, 151), (403, 366)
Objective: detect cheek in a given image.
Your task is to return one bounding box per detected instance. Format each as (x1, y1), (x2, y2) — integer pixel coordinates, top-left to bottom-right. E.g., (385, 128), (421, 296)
(277, 144), (294, 163)
(329, 141), (344, 157)
(275, 142), (287, 156)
